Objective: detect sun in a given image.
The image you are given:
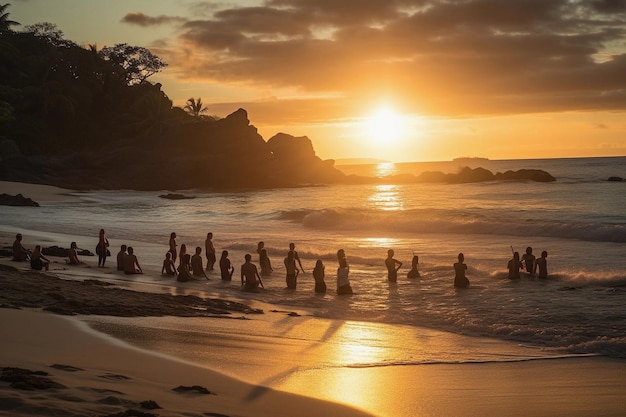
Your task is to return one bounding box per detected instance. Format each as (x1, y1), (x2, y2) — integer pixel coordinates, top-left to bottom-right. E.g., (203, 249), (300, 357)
(364, 106), (404, 145)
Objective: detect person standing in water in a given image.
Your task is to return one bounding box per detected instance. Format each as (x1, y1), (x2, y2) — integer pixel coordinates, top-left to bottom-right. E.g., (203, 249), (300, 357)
(313, 259), (327, 293)
(169, 232), (177, 262)
(508, 251), (522, 279)
(535, 250), (549, 278)
(259, 248), (273, 275)
(96, 228), (109, 268)
(220, 250), (234, 281)
(191, 246), (209, 280)
(116, 244), (127, 271)
(336, 249), (353, 295)
(288, 242), (305, 273)
(284, 251), (299, 289)
(205, 232), (216, 271)
(521, 247), (536, 274)
(407, 255), (420, 279)
(454, 253), (469, 288)
(385, 249), (403, 282)
(241, 254), (263, 292)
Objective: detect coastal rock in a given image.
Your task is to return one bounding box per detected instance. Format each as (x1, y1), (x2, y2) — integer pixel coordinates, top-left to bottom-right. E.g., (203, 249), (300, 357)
(494, 169), (556, 182)
(158, 193), (195, 200)
(0, 193), (39, 207)
(607, 176), (623, 182)
(41, 246), (94, 257)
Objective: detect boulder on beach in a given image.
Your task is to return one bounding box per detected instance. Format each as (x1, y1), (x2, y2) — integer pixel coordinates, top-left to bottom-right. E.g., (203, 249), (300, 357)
(607, 176), (623, 182)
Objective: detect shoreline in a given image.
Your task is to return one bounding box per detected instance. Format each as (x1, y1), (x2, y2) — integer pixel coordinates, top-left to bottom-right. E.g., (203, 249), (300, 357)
(1, 266), (626, 416)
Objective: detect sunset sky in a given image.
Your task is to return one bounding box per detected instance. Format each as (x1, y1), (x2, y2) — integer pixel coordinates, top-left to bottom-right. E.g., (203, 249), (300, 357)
(8, 0), (626, 162)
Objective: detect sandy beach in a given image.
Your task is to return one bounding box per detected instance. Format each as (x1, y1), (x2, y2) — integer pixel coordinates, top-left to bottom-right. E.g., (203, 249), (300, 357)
(2, 181), (626, 417)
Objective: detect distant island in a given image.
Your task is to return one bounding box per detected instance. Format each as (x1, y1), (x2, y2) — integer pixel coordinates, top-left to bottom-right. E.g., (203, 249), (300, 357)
(453, 157), (490, 162)
(0, 23), (554, 190)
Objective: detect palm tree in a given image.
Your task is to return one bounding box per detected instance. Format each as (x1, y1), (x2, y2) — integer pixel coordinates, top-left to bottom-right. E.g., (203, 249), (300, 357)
(184, 97), (208, 118)
(0, 3), (20, 33)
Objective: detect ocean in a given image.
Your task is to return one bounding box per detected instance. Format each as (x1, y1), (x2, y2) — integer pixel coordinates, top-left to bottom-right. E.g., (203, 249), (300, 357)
(1, 156), (625, 361)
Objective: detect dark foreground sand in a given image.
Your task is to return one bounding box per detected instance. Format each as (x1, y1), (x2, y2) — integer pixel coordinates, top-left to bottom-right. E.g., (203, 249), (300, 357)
(0, 265), (375, 417)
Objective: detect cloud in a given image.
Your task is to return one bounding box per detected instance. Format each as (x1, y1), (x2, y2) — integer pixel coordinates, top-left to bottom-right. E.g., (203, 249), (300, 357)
(122, 12), (185, 27)
(138, 0), (626, 117)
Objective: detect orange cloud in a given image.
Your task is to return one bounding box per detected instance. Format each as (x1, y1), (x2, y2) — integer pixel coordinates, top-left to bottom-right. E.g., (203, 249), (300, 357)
(131, 0), (626, 119)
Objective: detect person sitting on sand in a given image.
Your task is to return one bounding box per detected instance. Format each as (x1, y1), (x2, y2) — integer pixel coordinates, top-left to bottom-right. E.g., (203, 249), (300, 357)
(454, 253), (469, 288)
(205, 232), (216, 271)
(177, 254), (193, 282)
(117, 244), (127, 271)
(385, 249), (403, 282)
(407, 255), (420, 279)
(219, 250), (234, 281)
(67, 242), (82, 265)
(169, 232), (177, 262)
(336, 249), (353, 295)
(12, 233), (31, 261)
(284, 250), (299, 289)
(521, 247), (536, 274)
(241, 254), (262, 292)
(191, 247), (208, 279)
(162, 252), (177, 276)
(508, 252), (522, 279)
(259, 248), (273, 276)
(313, 259), (326, 293)
(30, 245), (50, 271)
(535, 250), (549, 279)
(123, 247), (143, 275)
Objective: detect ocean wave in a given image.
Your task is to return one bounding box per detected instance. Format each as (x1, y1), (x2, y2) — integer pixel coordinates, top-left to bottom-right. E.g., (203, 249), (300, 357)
(276, 208), (626, 243)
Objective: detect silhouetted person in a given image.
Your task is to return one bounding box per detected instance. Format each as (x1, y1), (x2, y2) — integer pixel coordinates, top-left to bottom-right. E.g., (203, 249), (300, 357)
(30, 245), (49, 271)
(259, 248), (273, 275)
(407, 255), (420, 279)
(336, 249), (353, 295)
(385, 249), (402, 282)
(96, 228), (109, 268)
(535, 250), (549, 279)
(191, 246), (208, 279)
(169, 232), (177, 262)
(67, 242), (82, 265)
(162, 251), (177, 276)
(220, 250), (234, 281)
(123, 246), (143, 275)
(12, 233), (30, 261)
(241, 253), (262, 292)
(179, 243), (188, 267)
(454, 253), (469, 288)
(522, 246), (536, 274)
(289, 242), (305, 273)
(284, 250), (299, 289)
(508, 251), (522, 279)
(177, 254), (193, 282)
(313, 259), (327, 293)
(116, 244), (127, 271)
(205, 232), (216, 271)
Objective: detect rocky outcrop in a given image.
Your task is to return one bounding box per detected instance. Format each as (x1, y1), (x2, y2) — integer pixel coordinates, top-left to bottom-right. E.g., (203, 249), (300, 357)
(607, 176), (623, 182)
(0, 193), (39, 206)
(415, 167), (555, 184)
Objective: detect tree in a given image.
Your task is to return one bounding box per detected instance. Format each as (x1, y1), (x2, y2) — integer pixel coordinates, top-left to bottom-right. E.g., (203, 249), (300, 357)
(23, 22), (75, 48)
(99, 43), (167, 85)
(184, 97), (208, 118)
(0, 3), (19, 33)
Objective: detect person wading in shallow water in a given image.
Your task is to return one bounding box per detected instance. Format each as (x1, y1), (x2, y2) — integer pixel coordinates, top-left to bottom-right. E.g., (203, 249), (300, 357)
(336, 249), (353, 295)
(454, 253), (469, 288)
(96, 228), (109, 268)
(385, 249), (403, 282)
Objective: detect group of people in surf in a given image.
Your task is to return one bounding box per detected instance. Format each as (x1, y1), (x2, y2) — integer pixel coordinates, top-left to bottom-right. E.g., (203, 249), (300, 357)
(12, 230), (548, 293)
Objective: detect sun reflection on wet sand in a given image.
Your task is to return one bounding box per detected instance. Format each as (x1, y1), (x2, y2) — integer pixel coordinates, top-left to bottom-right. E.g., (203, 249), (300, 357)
(368, 185), (403, 211)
